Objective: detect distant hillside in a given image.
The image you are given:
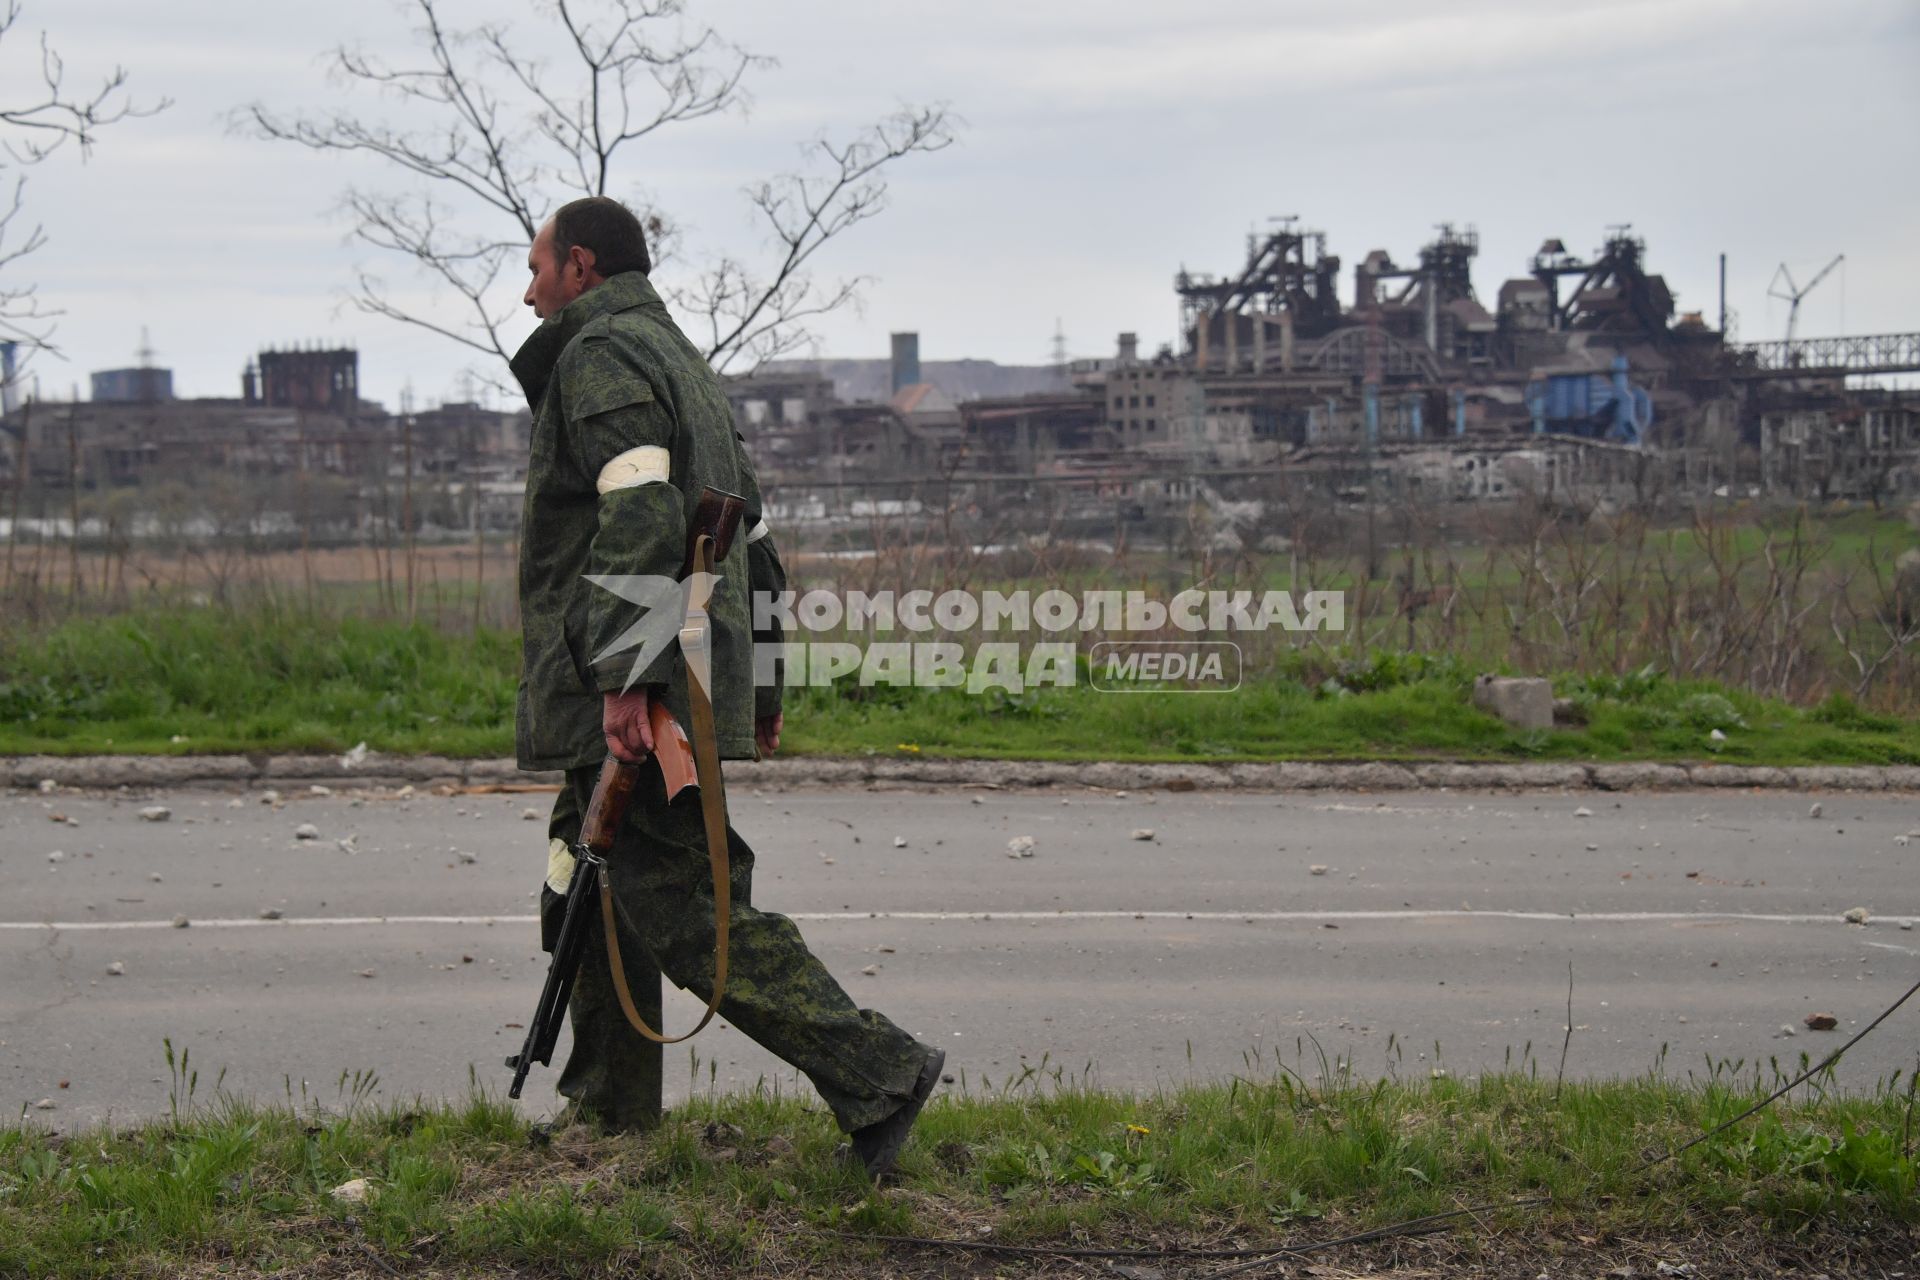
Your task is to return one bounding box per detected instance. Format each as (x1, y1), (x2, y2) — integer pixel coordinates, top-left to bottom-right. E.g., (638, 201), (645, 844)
(769, 358), (1071, 404)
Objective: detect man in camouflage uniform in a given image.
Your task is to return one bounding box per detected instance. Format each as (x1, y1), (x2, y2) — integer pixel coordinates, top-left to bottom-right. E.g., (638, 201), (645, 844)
(512, 197), (942, 1177)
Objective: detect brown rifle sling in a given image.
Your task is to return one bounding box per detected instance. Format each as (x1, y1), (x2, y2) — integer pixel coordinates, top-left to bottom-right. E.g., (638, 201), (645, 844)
(598, 532), (731, 1044)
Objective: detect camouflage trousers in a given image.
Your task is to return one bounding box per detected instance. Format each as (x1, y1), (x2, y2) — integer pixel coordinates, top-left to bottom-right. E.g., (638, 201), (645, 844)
(540, 762), (934, 1133)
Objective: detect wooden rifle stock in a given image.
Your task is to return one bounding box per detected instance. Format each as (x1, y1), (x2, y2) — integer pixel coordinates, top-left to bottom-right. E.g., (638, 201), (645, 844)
(683, 487), (746, 575)
(579, 754), (643, 851)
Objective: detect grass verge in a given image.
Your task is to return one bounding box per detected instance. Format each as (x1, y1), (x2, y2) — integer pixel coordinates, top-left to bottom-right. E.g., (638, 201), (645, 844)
(3, 1063), (1916, 1278)
(1, 606), (1917, 764)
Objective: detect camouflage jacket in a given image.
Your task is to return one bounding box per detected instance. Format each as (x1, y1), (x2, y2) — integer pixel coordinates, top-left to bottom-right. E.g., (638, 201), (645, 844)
(510, 271), (786, 771)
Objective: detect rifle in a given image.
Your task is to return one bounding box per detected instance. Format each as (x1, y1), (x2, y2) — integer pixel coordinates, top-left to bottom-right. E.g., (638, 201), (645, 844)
(506, 485), (747, 1100)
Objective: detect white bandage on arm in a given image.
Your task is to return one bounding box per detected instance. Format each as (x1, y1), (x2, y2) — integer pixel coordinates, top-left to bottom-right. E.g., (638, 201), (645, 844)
(746, 518), (771, 544)
(545, 836), (576, 895)
(595, 445), (670, 495)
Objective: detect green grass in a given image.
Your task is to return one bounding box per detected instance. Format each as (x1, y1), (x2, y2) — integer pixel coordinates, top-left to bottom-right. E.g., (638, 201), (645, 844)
(4, 502), (1916, 763)
(790, 648), (1919, 764)
(6, 502), (1915, 762)
(0, 607), (517, 757)
(1, 605), (1916, 763)
(4, 1059), (1914, 1279)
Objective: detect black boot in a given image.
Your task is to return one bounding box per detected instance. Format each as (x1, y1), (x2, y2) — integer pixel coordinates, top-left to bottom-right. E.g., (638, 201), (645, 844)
(848, 1048), (945, 1181)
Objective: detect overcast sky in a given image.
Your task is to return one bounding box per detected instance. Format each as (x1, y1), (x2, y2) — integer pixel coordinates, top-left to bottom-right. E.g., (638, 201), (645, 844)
(8, 0), (1918, 410)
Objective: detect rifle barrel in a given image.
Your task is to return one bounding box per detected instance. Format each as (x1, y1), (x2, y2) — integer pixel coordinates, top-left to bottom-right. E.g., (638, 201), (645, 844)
(506, 848), (603, 1098)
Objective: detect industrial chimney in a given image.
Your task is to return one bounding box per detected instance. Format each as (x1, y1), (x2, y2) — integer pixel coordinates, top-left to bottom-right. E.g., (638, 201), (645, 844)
(890, 332), (921, 395)
(0, 340), (17, 415)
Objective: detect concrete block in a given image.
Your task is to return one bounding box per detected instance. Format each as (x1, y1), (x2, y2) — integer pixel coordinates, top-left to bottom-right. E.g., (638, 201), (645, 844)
(7, 754), (258, 789)
(1785, 766), (1886, 791)
(463, 758), (528, 782)
(1590, 763), (1691, 790)
(1079, 761), (1157, 790)
(1685, 765), (1792, 788)
(1413, 762), (1592, 790)
(1226, 763), (1288, 789)
(1471, 675), (1554, 731)
(1317, 762), (1419, 790)
(1270, 763), (1338, 789)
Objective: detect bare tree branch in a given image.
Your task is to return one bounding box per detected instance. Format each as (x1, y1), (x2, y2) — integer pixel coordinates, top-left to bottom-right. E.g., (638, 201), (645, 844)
(340, 190), (520, 366)
(0, 172), (52, 349)
(0, 0), (167, 166)
(247, 1), (543, 235)
(0, 0), (166, 364)
(487, 0), (765, 197)
(241, 0), (954, 382)
(673, 105), (955, 373)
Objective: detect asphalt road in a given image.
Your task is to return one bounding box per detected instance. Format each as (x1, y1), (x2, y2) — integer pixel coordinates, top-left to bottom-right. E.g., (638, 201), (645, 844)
(4, 782), (1918, 1128)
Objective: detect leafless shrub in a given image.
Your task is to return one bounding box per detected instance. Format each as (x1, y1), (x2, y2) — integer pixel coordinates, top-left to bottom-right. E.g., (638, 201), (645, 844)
(241, 0), (955, 384)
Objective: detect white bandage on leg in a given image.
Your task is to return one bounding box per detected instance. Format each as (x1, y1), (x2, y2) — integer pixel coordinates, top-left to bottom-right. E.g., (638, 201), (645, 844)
(745, 518), (770, 544)
(545, 836), (576, 895)
(595, 445), (670, 495)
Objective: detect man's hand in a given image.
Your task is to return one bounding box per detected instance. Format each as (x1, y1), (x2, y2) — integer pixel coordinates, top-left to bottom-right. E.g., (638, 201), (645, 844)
(603, 688), (657, 762)
(756, 712), (783, 758)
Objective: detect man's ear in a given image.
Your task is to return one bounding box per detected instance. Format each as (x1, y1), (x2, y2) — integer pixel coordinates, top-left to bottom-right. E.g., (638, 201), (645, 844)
(569, 244), (598, 280)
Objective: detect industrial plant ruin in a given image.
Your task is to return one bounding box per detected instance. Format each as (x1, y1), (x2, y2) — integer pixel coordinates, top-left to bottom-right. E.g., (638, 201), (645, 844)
(0, 343), (532, 541)
(730, 222), (1920, 537)
(3, 219), (1916, 548)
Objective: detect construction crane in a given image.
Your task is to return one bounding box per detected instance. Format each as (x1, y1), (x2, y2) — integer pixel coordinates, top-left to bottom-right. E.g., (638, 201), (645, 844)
(1767, 253), (1844, 343)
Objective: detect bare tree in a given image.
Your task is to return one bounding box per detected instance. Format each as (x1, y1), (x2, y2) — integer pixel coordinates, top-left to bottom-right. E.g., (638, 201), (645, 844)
(243, 0), (955, 384)
(0, 0), (166, 361)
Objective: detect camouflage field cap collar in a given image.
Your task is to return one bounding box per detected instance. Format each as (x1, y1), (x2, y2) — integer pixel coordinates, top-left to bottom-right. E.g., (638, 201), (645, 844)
(511, 271), (666, 406)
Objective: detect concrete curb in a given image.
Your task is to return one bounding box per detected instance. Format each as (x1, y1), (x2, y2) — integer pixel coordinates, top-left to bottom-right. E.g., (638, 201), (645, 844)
(5, 753), (1918, 793)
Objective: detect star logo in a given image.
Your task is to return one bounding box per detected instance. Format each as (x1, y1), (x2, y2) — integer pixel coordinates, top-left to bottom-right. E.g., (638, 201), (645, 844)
(583, 571), (723, 694)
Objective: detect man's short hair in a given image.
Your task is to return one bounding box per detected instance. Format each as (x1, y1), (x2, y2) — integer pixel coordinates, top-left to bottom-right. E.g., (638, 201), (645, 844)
(551, 196), (652, 277)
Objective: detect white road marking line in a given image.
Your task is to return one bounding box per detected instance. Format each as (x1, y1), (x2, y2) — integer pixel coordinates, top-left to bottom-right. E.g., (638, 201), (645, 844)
(1, 910), (1914, 932)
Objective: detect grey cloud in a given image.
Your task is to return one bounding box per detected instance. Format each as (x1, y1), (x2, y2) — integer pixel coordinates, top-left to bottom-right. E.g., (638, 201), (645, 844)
(6, 0), (1916, 408)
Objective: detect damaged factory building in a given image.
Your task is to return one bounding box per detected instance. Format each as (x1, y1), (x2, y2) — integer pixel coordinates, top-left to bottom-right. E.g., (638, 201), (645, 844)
(3, 218), (1915, 549)
(729, 220), (1920, 537)
(0, 344), (533, 540)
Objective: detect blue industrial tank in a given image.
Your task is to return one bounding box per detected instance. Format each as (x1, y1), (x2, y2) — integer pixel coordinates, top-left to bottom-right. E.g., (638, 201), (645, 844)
(1525, 354), (1652, 445)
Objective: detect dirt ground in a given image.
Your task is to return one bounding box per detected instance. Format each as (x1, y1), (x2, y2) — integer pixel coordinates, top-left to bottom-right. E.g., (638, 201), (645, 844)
(152, 1220), (1918, 1279)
